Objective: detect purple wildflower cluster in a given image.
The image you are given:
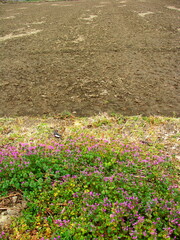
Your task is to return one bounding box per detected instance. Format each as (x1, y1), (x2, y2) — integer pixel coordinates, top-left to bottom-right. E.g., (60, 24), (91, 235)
(0, 232), (5, 239)
(0, 133), (179, 239)
(54, 219), (70, 227)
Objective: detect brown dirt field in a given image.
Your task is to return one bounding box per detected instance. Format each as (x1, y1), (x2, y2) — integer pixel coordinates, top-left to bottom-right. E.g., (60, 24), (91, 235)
(0, 0), (180, 117)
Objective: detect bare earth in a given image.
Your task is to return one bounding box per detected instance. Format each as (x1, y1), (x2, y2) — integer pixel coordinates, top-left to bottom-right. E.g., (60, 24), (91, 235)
(0, 0), (180, 117)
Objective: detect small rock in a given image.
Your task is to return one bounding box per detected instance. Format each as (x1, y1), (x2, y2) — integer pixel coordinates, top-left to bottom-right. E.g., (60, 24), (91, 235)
(12, 196), (18, 204)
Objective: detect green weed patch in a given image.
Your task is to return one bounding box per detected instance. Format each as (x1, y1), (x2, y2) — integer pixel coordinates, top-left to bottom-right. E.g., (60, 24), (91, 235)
(0, 134), (179, 239)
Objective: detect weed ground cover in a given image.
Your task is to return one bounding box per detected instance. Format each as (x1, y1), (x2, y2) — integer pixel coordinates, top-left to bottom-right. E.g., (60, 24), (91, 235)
(0, 127), (179, 239)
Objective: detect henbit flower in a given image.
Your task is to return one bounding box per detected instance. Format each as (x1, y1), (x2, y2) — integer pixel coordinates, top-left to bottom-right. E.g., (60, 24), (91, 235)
(150, 229), (157, 235)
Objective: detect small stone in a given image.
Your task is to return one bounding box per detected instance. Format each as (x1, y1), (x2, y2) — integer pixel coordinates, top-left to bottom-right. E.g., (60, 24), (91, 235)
(12, 196), (18, 204)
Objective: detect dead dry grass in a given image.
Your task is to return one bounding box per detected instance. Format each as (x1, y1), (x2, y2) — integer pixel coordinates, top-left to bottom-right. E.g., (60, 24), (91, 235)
(0, 114), (179, 159)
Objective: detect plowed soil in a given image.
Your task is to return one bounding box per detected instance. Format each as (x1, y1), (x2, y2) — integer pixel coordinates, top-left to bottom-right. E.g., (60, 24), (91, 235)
(0, 0), (180, 117)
